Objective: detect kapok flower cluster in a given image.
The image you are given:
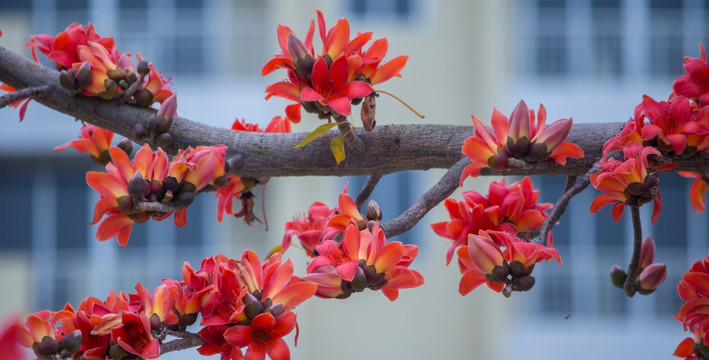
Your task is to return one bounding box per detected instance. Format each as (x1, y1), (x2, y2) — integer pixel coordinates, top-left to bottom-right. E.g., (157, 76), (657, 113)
(26, 23), (173, 105)
(460, 100), (584, 182)
(599, 44), (709, 218)
(674, 250), (709, 359)
(87, 143), (228, 246)
(12, 251), (317, 360)
(282, 187), (424, 301)
(262, 10), (407, 124)
(431, 176), (552, 265)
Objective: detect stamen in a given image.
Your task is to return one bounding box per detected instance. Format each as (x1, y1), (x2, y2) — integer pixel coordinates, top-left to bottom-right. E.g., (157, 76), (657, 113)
(374, 89), (425, 119)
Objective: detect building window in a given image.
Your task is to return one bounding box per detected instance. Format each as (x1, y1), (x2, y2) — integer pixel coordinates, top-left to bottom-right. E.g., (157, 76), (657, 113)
(347, 0), (418, 21)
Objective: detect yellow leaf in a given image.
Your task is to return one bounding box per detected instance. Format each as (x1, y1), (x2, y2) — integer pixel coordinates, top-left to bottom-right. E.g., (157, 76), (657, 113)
(294, 122), (339, 148)
(330, 136), (346, 165)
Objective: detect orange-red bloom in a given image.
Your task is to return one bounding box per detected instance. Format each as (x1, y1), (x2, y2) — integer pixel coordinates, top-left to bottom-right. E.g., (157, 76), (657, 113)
(54, 124), (114, 164)
(109, 312), (160, 359)
(457, 230), (561, 296)
(590, 142), (663, 222)
(461, 100), (583, 183)
(26, 23), (115, 69)
(0, 318), (31, 360)
(223, 312), (295, 360)
(304, 223), (423, 301)
(300, 55), (373, 116)
(674, 43), (709, 107)
(640, 94), (709, 156)
(282, 201), (331, 255)
(431, 176), (552, 264)
(674, 250), (709, 358)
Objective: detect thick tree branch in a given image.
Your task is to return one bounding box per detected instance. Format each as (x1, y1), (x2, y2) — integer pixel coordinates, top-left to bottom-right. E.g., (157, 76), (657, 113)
(160, 331), (204, 355)
(0, 46), (659, 179)
(381, 157), (470, 237)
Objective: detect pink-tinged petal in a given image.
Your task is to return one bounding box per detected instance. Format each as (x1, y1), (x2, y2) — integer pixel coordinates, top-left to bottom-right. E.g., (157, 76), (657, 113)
(346, 80), (374, 100)
(508, 100), (530, 140)
(262, 260), (294, 300)
(336, 260), (359, 282)
(271, 281), (318, 311)
(18, 98), (30, 121)
(460, 162), (487, 184)
(471, 115), (501, 151)
(173, 209), (187, 227)
(265, 81), (301, 102)
(665, 133), (688, 155)
(687, 174), (709, 212)
(339, 192), (363, 220)
(373, 242), (405, 273)
(299, 87), (324, 102)
(109, 146), (134, 183)
(86, 171), (127, 198)
(325, 97), (352, 116)
(490, 108), (509, 146)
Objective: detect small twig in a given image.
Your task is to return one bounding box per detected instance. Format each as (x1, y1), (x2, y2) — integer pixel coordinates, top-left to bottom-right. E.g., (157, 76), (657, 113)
(535, 165), (600, 246)
(261, 181), (269, 231)
(381, 157), (470, 238)
(332, 113), (365, 156)
(355, 174), (383, 211)
(160, 330), (204, 354)
(0, 84), (51, 109)
(623, 205), (643, 297)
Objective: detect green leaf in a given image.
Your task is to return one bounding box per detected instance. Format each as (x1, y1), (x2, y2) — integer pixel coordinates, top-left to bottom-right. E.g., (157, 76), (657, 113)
(294, 122), (339, 148)
(330, 136), (346, 165)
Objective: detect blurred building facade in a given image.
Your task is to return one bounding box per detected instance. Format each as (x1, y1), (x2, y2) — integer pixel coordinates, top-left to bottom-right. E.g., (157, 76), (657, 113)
(0, 0), (706, 359)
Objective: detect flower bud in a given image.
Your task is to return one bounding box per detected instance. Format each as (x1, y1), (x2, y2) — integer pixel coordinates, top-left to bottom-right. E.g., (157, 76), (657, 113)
(137, 60), (150, 76)
(117, 139), (133, 157)
(265, 303), (284, 317)
(638, 236), (656, 270)
(109, 344), (128, 360)
(134, 88), (154, 107)
(485, 262), (510, 283)
(98, 79), (118, 100)
(244, 299), (265, 319)
(610, 265), (627, 288)
(468, 233), (505, 274)
(350, 267), (367, 292)
(128, 172), (148, 199)
(156, 132), (172, 148)
(509, 260), (534, 278)
(32, 336), (58, 359)
(175, 191), (195, 206)
(116, 196), (134, 214)
(106, 67), (125, 81)
(156, 94), (177, 131)
(507, 100), (531, 144)
(178, 313), (198, 327)
(365, 199), (383, 221)
(117, 54), (136, 74)
(515, 275), (536, 292)
(133, 123), (146, 139)
(58, 330), (82, 358)
(636, 263), (667, 295)
(75, 62), (92, 91)
(59, 69), (77, 92)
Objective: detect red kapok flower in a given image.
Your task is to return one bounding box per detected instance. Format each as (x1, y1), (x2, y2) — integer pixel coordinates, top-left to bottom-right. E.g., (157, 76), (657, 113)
(54, 124), (114, 165)
(223, 312), (295, 360)
(0, 317), (31, 360)
(282, 201), (331, 255)
(461, 100), (583, 183)
(0, 83), (32, 121)
(431, 176), (552, 264)
(304, 223), (423, 301)
(457, 230), (561, 297)
(590, 142), (663, 222)
(640, 94), (709, 156)
(300, 55), (373, 117)
(674, 43), (709, 107)
(109, 312), (160, 359)
(26, 23), (115, 69)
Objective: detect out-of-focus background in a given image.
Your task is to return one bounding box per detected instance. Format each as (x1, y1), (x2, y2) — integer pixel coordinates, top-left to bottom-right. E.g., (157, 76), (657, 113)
(0, 0), (707, 358)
